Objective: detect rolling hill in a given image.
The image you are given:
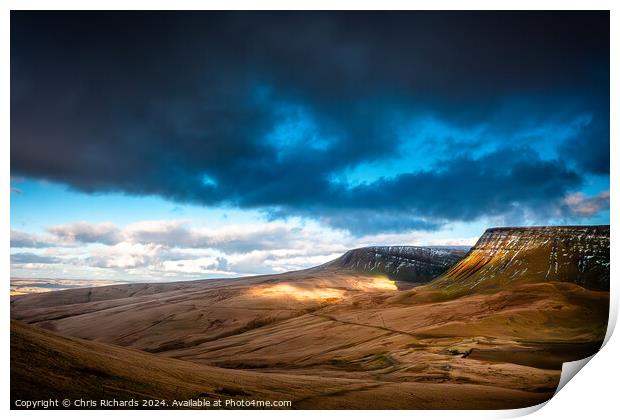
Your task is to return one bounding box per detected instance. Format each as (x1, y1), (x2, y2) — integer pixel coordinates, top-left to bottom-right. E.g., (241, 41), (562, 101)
(10, 227), (610, 409)
(11, 320), (552, 409)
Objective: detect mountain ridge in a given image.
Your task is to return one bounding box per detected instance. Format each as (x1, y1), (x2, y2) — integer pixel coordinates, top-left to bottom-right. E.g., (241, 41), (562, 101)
(430, 225), (610, 293)
(317, 245), (468, 283)
(10, 224), (610, 409)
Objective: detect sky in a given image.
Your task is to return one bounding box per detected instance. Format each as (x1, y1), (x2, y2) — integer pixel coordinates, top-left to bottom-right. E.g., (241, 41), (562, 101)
(10, 11), (610, 282)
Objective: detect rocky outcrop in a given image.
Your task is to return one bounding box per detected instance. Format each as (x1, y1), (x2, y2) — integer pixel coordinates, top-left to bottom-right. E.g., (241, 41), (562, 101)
(320, 246), (468, 283)
(432, 225), (610, 292)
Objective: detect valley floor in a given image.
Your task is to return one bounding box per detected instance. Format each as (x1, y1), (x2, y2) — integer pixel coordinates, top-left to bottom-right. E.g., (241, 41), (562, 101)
(10, 267), (609, 409)
(11, 320), (554, 410)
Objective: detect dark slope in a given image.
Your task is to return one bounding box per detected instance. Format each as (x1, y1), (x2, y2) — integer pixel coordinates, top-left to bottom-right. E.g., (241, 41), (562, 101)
(9, 227), (610, 410)
(11, 321), (551, 409)
(319, 246), (468, 283)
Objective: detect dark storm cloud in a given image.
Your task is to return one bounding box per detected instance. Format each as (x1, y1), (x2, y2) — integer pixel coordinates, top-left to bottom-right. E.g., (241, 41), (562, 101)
(11, 11), (609, 233)
(559, 113), (610, 175)
(267, 146), (582, 233)
(344, 148), (582, 221)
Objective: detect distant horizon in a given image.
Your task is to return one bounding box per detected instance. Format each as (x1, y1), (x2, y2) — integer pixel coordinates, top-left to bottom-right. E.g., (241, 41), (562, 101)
(9, 222), (611, 285)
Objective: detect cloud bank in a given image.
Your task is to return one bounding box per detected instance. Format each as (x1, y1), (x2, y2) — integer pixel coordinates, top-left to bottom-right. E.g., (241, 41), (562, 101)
(11, 12), (609, 235)
(10, 219), (478, 280)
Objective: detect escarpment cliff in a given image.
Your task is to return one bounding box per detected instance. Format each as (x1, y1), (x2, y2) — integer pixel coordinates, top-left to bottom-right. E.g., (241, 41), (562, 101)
(431, 225), (610, 292)
(321, 246), (468, 283)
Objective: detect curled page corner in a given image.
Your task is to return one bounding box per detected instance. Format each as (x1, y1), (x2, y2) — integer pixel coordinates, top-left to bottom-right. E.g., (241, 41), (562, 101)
(554, 355), (595, 396)
(602, 291), (618, 347)
(502, 354), (600, 418)
(499, 400), (549, 418)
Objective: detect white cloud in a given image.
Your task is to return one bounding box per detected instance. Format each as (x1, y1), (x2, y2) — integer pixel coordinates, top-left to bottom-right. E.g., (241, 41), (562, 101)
(47, 221), (122, 245)
(10, 217), (478, 281)
(564, 190), (610, 217)
(124, 220), (193, 247)
(10, 252), (62, 264)
(10, 229), (57, 248)
(84, 242), (196, 269)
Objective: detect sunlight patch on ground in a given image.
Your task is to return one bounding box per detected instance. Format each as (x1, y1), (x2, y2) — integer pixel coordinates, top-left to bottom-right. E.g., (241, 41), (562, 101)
(363, 276), (398, 291)
(249, 284), (345, 301)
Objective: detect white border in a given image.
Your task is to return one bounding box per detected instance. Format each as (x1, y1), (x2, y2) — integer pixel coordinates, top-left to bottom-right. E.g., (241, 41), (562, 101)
(3, 2), (617, 420)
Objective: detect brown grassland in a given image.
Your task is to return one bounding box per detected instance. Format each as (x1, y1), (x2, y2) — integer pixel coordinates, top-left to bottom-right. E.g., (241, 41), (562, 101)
(11, 226), (610, 409)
